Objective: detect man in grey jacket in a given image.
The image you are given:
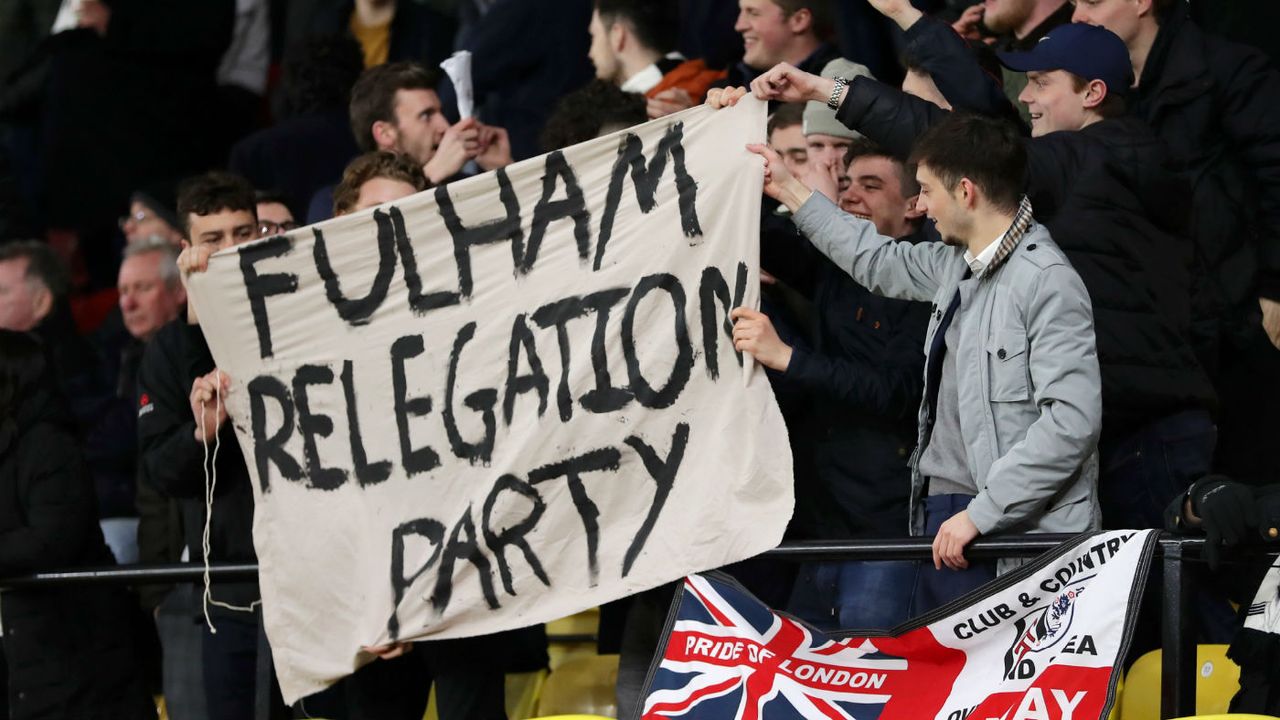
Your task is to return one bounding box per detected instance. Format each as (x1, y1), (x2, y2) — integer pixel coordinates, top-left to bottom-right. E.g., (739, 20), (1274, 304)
(719, 89), (1103, 613)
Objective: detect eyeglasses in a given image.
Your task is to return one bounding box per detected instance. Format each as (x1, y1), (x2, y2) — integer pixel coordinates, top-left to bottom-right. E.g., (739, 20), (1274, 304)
(118, 210), (151, 230)
(259, 220), (298, 236)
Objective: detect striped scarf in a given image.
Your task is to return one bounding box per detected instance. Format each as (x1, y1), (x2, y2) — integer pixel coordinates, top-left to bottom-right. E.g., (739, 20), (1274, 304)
(980, 195), (1035, 280)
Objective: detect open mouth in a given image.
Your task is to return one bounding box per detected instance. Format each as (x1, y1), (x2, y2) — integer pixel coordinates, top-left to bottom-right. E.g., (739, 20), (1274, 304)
(850, 212), (871, 221)
(1029, 112), (1043, 122)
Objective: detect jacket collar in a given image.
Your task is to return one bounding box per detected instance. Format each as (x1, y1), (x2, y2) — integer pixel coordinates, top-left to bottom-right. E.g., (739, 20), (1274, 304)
(979, 196), (1034, 280)
(1138, 2), (1211, 111)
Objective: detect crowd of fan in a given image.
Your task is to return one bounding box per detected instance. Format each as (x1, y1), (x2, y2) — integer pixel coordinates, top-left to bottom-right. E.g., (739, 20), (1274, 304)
(0, 0), (1277, 718)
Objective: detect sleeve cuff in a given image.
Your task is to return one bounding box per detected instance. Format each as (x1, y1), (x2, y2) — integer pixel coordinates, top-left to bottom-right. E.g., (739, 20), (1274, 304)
(966, 492), (1002, 535)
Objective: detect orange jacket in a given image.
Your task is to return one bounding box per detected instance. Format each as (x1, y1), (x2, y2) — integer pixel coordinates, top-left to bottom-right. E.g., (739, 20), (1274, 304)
(646, 59), (728, 103)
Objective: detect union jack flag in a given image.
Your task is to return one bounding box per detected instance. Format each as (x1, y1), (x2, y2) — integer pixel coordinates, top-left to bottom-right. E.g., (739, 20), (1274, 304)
(640, 573), (955, 720)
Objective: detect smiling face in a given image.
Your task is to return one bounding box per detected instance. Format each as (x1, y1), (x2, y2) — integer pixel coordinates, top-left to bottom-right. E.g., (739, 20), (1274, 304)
(839, 155), (921, 239)
(1018, 69), (1092, 136)
(736, 0), (797, 70)
(914, 163), (973, 247)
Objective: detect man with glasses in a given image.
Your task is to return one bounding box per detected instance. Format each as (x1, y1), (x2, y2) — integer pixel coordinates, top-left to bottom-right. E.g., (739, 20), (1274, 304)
(120, 186), (184, 246)
(255, 190), (298, 237)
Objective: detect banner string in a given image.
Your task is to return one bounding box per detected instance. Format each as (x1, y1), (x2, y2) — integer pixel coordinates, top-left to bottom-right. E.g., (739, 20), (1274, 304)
(199, 368), (261, 634)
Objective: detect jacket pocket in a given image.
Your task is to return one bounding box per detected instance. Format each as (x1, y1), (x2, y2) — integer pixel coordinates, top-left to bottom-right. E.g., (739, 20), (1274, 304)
(987, 328), (1029, 402)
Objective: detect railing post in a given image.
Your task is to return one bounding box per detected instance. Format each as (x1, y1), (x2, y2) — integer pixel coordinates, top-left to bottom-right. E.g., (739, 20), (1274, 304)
(1160, 537), (1196, 719)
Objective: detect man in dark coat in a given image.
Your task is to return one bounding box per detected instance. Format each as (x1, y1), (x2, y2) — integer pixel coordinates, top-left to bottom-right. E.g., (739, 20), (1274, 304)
(135, 172), (276, 720)
(462, 0), (594, 160)
(229, 35), (364, 221)
(1070, 0), (1280, 488)
(735, 137), (929, 630)
(0, 329), (154, 720)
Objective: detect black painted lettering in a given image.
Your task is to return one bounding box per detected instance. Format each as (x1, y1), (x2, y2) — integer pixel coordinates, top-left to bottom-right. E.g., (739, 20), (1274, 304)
(390, 206), (461, 315)
(240, 235), (299, 358)
(528, 447), (622, 586)
(430, 507), (500, 614)
(523, 150), (590, 272)
(436, 169), (524, 298)
(341, 360), (391, 487)
(698, 263), (748, 379)
(388, 517), (445, 639)
(247, 375), (302, 492)
(622, 273), (693, 408)
(531, 287), (633, 422)
(482, 474), (550, 596)
(621, 423), (689, 576)
(443, 322), (497, 464)
(313, 216), (395, 325)
(594, 122), (703, 270)
(502, 314), (550, 425)
(292, 364), (347, 491)
(390, 335), (440, 475)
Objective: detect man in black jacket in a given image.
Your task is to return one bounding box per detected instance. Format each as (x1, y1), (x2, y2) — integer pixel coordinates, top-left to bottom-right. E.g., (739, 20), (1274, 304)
(136, 172), (276, 720)
(0, 330), (154, 720)
(733, 138), (929, 630)
(1070, 0), (1280, 488)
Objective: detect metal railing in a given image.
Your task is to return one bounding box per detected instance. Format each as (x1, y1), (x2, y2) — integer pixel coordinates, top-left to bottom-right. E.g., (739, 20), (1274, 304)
(0, 533), (1256, 720)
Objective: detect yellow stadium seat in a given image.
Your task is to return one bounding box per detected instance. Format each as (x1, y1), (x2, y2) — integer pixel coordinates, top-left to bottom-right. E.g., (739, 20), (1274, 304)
(507, 670), (549, 719)
(1170, 716), (1280, 720)
(1109, 672), (1124, 720)
(535, 654), (620, 718)
(1121, 645), (1241, 720)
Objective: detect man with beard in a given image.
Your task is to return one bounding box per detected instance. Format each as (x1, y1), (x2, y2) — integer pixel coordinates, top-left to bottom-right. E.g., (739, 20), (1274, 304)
(951, 0), (1073, 120)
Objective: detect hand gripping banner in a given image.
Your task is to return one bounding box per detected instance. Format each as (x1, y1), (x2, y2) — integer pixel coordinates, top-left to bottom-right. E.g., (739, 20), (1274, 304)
(185, 97), (793, 702)
(641, 530), (1157, 720)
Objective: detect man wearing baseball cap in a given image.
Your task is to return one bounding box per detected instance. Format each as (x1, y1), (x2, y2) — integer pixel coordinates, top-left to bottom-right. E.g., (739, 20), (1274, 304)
(747, 3), (1224, 633)
(996, 22), (1131, 136)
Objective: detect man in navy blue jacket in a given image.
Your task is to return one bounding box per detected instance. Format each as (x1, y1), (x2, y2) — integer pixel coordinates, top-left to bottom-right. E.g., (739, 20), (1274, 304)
(732, 137), (930, 630)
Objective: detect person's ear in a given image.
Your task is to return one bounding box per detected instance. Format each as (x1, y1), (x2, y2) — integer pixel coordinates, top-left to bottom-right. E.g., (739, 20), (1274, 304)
(958, 178), (978, 210)
(180, 238), (191, 250)
(1082, 79), (1108, 110)
(29, 285), (53, 322)
(786, 7), (813, 35)
(609, 19), (626, 53)
(1135, 0), (1155, 18)
(904, 195), (925, 220)
(371, 120), (398, 152)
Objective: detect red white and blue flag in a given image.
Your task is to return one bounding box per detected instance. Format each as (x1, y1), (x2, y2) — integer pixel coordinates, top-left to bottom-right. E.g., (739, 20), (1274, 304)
(641, 530), (1156, 720)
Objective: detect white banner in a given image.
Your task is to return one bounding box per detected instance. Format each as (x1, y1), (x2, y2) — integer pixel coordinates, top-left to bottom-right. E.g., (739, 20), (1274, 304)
(186, 97), (793, 702)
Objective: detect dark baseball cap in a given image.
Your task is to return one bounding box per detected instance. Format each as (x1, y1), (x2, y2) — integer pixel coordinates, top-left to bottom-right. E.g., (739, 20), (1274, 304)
(997, 23), (1133, 96)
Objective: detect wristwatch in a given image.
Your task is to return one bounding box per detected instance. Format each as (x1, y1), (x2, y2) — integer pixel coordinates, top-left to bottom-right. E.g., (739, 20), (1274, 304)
(827, 77), (848, 110)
